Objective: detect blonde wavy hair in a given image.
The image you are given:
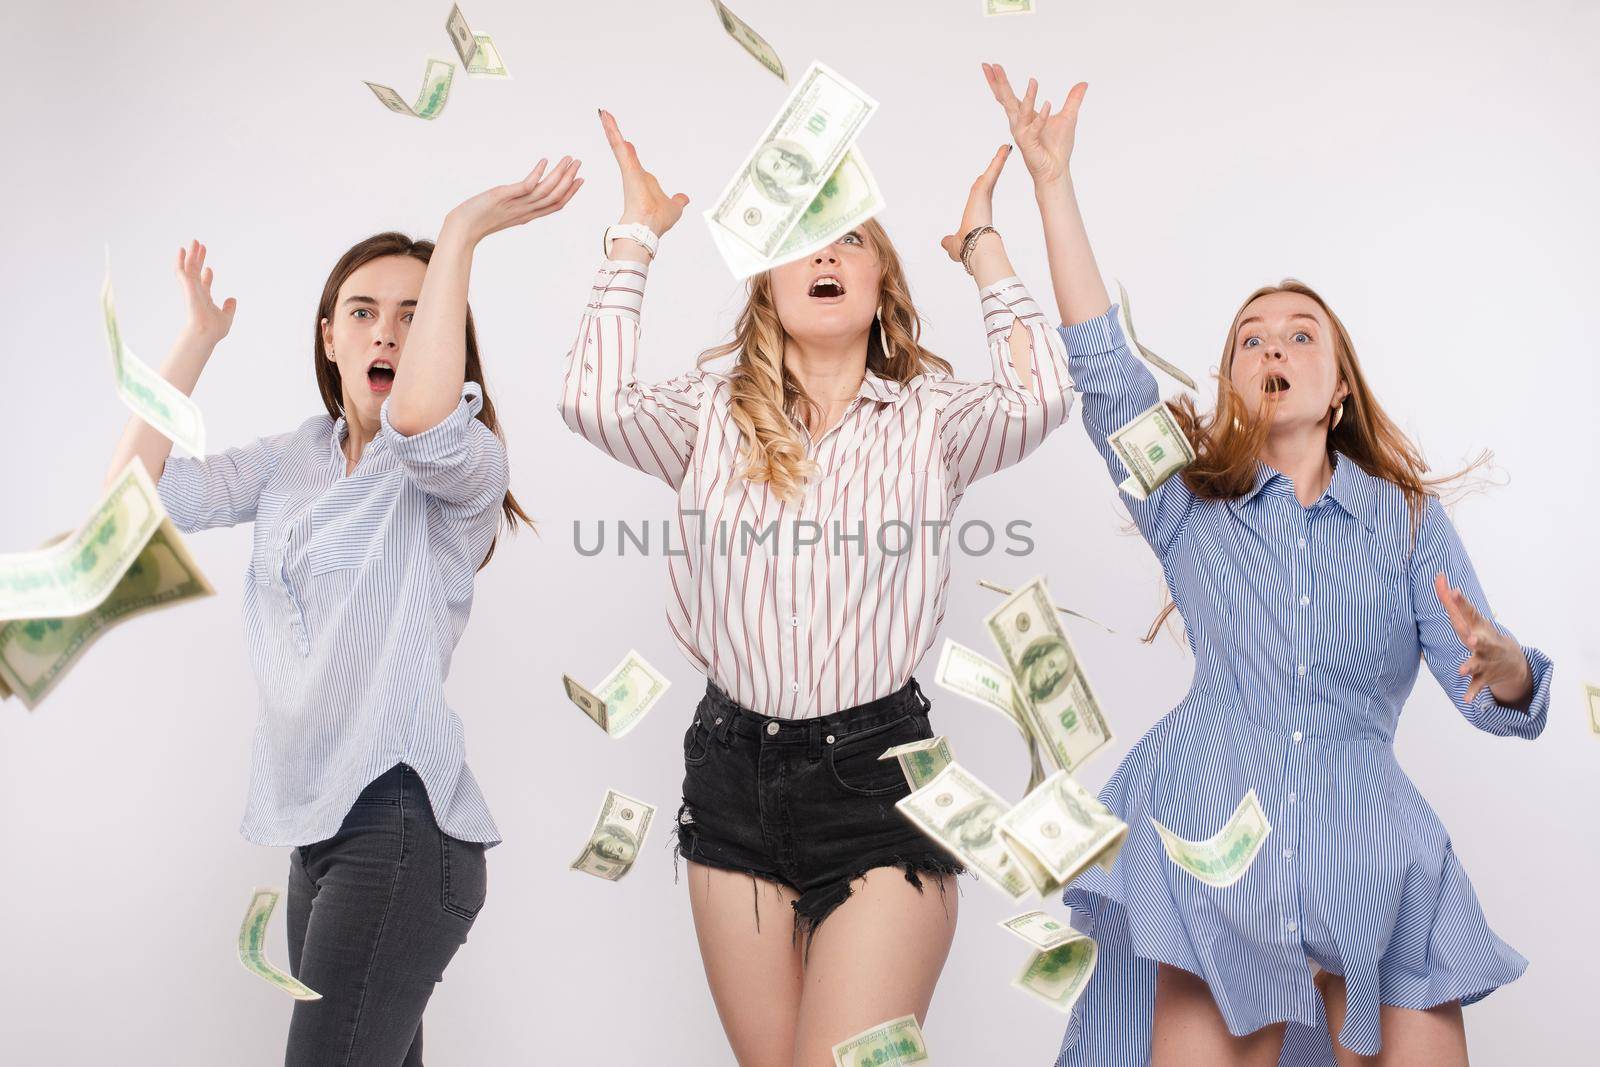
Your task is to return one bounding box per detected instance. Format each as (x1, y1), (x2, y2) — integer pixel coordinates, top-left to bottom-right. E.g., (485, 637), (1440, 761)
(697, 219), (952, 502)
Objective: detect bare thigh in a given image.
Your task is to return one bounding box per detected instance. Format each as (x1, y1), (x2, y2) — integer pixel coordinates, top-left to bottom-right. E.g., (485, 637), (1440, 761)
(1320, 973), (1469, 1067)
(687, 862), (806, 1067)
(790, 868), (958, 1067)
(1151, 963), (1287, 1067)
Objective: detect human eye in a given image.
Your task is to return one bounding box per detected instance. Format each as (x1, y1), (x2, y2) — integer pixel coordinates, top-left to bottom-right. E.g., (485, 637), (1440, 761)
(1241, 336), (1259, 348)
(839, 231), (863, 246)
(351, 308), (372, 319)
(401, 311), (415, 323)
(1293, 331), (1312, 343)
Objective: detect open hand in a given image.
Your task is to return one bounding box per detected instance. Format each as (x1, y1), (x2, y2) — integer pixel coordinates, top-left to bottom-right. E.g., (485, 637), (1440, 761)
(939, 143), (1011, 263)
(175, 240), (236, 344)
(1434, 572), (1533, 706)
(981, 63), (1088, 186)
(600, 109), (689, 236)
(443, 156), (585, 246)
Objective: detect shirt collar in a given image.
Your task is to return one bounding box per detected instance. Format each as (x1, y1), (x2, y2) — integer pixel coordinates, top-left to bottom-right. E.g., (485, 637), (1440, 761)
(858, 367), (903, 403)
(1230, 451), (1377, 531)
(328, 412), (387, 470)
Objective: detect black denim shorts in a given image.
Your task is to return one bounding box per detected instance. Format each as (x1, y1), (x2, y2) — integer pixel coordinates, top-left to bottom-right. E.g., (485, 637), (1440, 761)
(672, 676), (964, 947)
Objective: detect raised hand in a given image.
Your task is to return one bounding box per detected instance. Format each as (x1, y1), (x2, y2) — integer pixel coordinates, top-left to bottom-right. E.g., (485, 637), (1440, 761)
(1434, 572), (1533, 706)
(940, 143), (1012, 263)
(981, 63), (1088, 186)
(443, 156), (585, 247)
(175, 240), (236, 344)
(599, 109), (690, 236)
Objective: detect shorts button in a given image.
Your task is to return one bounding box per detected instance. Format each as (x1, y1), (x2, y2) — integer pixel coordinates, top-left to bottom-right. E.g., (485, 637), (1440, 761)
(766, 721), (780, 736)
(825, 734), (835, 744)
(714, 716), (723, 725)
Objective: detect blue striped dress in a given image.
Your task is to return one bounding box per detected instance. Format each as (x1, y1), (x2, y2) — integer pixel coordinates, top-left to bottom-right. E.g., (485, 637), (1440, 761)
(1052, 309), (1554, 1065)
(155, 382), (508, 848)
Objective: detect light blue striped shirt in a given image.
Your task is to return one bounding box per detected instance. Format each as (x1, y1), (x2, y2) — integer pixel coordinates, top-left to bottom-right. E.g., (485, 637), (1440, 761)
(157, 382), (507, 847)
(1052, 308), (1554, 1066)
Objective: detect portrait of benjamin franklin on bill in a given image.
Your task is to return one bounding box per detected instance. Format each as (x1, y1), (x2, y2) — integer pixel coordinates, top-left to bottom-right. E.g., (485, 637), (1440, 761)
(1018, 636), (1073, 705)
(748, 139), (818, 205)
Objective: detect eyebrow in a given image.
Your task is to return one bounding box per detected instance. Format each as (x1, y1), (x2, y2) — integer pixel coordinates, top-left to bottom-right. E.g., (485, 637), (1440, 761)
(340, 296), (418, 307)
(1237, 313), (1320, 332)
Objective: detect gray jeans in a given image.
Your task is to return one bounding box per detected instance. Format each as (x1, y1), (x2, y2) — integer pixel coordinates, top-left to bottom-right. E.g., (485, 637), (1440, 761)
(284, 764), (487, 1066)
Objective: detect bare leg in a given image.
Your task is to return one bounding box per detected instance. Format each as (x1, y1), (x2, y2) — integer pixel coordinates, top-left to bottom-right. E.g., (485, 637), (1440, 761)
(790, 868), (959, 1067)
(1321, 974), (1469, 1067)
(687, 862), (806, 1067)
(1151, 963), (1287, 1067)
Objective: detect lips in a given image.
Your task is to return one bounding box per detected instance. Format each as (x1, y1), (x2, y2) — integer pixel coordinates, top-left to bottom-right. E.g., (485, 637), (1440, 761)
(808, 273), (846, 302)
(1263, 372), (1291, 394)
(367, 358), (397, 393)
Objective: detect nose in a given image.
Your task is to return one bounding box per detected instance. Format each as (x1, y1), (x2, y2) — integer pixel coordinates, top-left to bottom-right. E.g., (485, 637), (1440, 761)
(373, 329), (396, 348)
(1263, 344), (1285, 361)
(811, 247), (839, 266)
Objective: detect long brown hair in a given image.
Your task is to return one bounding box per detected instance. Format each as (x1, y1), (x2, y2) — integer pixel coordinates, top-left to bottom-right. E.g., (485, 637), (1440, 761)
(313, 232), (533, 567)
(696, 218), (952, 502)
(1146, 279), (1482, 641)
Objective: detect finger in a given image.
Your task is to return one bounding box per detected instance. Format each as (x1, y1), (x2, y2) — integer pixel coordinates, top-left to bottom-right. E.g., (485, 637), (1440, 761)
(1036, 99), (1053, 127)
(1464, 674), (1486, 703)
(1021, 77), (1039, 118)
(528, 161), (583, 210)
(940, 234), (960, 259)
(519, 157), (551, 190)
(221, 296), (237, 317)
(975, 144), (1011, 191)
(1434, 572), (1473, 642)
(193, 241), (207, 275)
(991, 64), (1021, 109)
(670, 192), (690, 208)
(201, 266), (214, 294)
(1060, 81), (1089, 122)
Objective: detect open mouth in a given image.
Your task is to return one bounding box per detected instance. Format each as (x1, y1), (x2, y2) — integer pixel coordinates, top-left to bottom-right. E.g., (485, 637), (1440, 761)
(367, 359), (397, 393)
(1263, 372), (1291, 395)
(808, 274), (846, 301)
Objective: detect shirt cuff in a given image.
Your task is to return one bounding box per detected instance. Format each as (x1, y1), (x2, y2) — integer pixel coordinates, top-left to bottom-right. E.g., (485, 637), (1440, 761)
(583, 258), (651, 322)
(1058, 304), (1127, 358)
(1469, 644), (1554, 738)
(379, 381), (484, 461)
(979, 276), (1046, 343)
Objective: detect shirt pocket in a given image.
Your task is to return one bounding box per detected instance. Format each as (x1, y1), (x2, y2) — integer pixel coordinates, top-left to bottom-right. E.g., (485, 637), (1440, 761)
(304, 482), (394, 576)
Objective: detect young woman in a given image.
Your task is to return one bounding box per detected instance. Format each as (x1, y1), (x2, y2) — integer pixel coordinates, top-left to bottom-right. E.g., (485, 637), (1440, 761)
(978, 65), (1552, 1067)
(103, 156), (582, 1065)
(558, 111), (1077, 1065)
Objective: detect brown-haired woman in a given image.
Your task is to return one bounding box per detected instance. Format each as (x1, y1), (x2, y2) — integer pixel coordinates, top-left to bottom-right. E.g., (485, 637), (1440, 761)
(558, 111), (1079, 1064)
(101, 157), (581, 1065)
(979, 64), (1554, 1067)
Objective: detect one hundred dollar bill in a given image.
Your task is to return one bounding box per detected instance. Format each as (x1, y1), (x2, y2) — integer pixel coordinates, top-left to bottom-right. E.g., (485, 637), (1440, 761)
(984, 577), (1115, 775)
(102, 253), (206, 457)
(704, 61), (878, 277)
(561, 649), (671, 738)
(1107, 401), (1196, 501)
(878, 735), (954, 790)
(238, 888), (321, 1001)
(977, 578), (1115, 635)
(1115, 280), (1197, 390)
(935, 637), (1047, 791)
(999, 909), (1079, 950)
(1012, 934), (1098, 1015)
(1151, 788), (1272, 889)
(985, 0), (1036, 13)
(364, 58), (455, 120)
(708, 0), (785, 81)
(769, 148), (883, 261)
(997, 770), (1127, 886)
(0, 523), (213, 709)
(831, 1013), (929, 1066)
(446, 5), (508, 76)
(1586, 682), (1600, 735)
(570, 788), (656, 881)
(896, 761), (1032, 899)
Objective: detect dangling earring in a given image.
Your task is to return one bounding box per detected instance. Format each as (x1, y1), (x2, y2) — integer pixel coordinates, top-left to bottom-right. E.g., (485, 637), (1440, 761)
(1331, 401), (1345, 430)
(876, 305), (892, 362)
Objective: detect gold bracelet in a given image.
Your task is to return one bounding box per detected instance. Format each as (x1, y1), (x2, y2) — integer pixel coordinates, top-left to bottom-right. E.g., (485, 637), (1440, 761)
(960, 225), (998, 276)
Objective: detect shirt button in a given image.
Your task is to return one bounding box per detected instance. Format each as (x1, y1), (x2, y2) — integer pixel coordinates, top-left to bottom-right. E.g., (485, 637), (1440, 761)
(1297, 538), (1306, 549)
(791, 682), (800, 693)
(1296, 663), (1307, 677)
(1287, 791), (1298, 804)
(1287, 921), (1299, 934)
(1293, 731), (1304, 743)
(790, 615), (799, 626)
(1299, 595), (1310, 607)
(765, 721), (780, 736)
(1282, 848), (1294, 860)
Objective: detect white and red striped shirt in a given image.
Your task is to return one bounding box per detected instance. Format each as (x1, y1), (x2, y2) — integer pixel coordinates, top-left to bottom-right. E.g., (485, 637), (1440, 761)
(558, 259), (1075, 719)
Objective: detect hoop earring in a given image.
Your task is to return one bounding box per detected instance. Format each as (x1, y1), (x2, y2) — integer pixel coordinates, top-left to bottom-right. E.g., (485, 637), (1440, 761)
(876, 305), (892, 362)
(1331, 401), (1344, 430)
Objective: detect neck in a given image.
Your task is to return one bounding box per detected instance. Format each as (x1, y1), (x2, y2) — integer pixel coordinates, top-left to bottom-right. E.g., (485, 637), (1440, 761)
(340, 401), (380, 471)
(1258, 422), (1335, 506)
(785, 333), (869, 434)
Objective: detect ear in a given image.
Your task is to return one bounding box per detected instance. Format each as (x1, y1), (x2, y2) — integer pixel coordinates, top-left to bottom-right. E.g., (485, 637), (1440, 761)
(320, 316), (335, 359)
(1334, 378), (1351, 406)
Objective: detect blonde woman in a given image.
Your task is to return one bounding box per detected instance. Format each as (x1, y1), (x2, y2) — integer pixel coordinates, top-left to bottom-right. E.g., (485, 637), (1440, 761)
(979, 65), (1552, 1067)
(558, 111), (1077, 1065)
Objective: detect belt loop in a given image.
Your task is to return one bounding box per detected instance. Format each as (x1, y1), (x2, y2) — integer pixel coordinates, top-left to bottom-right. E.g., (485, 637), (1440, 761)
(807, 720), (822, 761)
(911, 677), (931, 713)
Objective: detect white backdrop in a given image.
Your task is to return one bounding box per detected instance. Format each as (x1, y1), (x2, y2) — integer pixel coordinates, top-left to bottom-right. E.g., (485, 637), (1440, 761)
(2, 1), (1596, 1063)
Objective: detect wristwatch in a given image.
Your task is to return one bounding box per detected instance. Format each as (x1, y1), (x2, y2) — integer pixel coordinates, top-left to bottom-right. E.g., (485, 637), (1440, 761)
(603, 222), (660, 260)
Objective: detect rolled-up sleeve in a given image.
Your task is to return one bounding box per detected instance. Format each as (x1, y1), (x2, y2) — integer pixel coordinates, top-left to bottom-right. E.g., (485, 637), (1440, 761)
(1411, 495), (1552, 738)
(379, 381), (509, 514)
(156, 433), (291, 533)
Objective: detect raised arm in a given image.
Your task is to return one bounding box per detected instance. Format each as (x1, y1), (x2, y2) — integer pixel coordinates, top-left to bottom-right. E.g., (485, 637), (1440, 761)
(985, 63), (1195, 556)
(934, 145), (1076, 488)
(557, 110), (711, 490)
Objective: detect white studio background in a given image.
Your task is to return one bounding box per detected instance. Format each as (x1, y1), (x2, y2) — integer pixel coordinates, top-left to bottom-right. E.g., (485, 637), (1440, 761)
(2, 1), (1596, 1063)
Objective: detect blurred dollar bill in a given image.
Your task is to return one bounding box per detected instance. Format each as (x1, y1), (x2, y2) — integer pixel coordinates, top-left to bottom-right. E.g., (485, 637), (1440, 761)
(878, 735), (954, 790)
(364, 59), (455, 120)
(238, 888), (321, 1000)
(1013, 933), (1097, 1014)
(977, 578), (1114, 635)
(446, 4), (508, 76)
(0, 671), (12, 701)
(708, 0), (785, 81)
(997, 770), (1127, 889)
(831, 1013), (929, 1066)
(985, 0), (1036, 13)
(1586, 682), (1599, 735)
(1151, 788), (1271, 889)
(769, 149), (884, 264)
(1107, 401), (1195, 501)
(705, 61), (878, 278)
(935, 638), (1047, 791)
(1115, 279), (1197, 390)
(570, 788), (656, 881)
(1000, 909), (1078, 949)
(984, 577), (1115, 775)
(562, 649), (671, 738)
(102, 253), (206, 457)
(896, 761), (1034, 899)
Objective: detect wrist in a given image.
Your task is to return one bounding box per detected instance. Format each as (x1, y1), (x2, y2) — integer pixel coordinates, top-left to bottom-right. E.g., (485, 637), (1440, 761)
(436, 216), (481, 255)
